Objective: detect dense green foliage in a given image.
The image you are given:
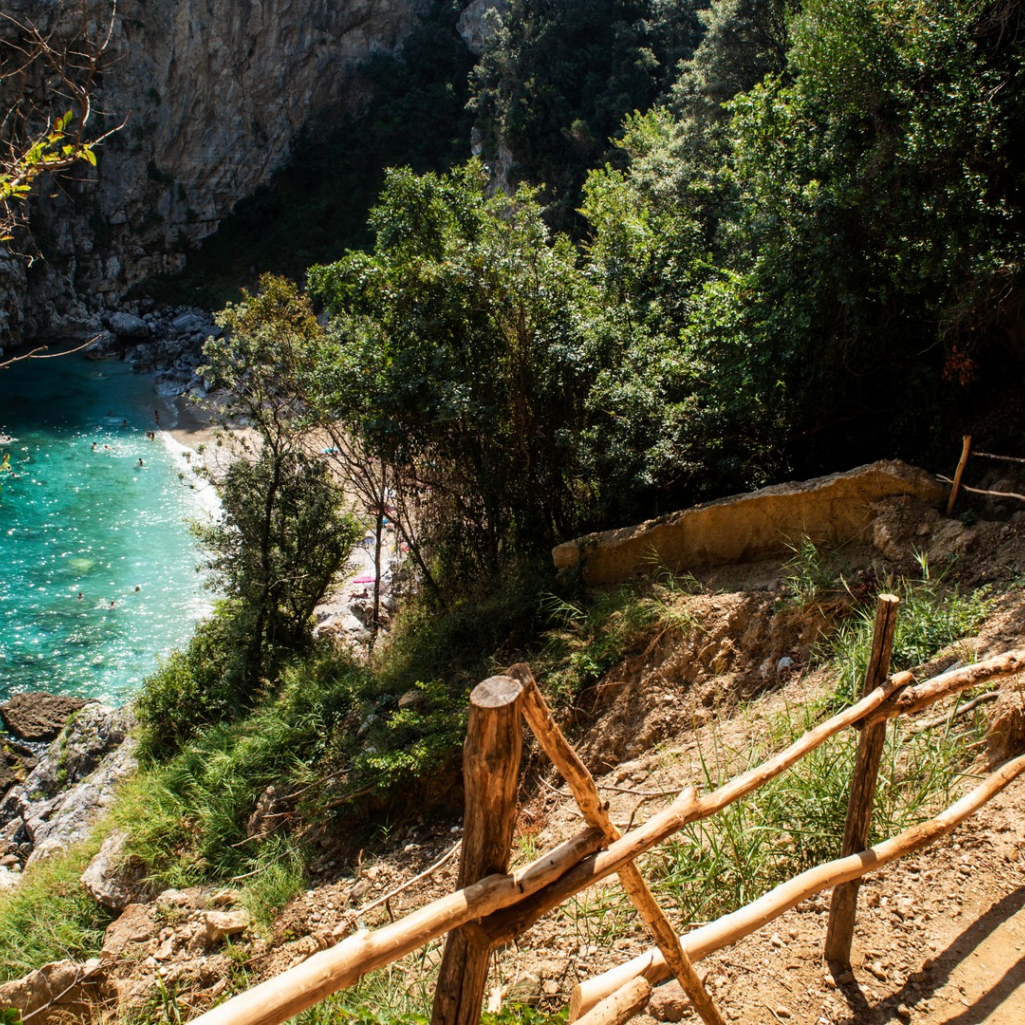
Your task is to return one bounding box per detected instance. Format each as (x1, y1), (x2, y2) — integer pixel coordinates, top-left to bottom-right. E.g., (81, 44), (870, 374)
(470, 0), (706, 230)
(200, 280), (361, 693)
(130, 0), (1025, 792)
(137, 278), (361, 757)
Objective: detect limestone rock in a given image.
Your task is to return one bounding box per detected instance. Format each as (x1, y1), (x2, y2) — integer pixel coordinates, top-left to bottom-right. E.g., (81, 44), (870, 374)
(0, 0), (426, 345)
(0, 705), (137, 864)
(198, 909), (251, 944)
(457, 0), (508, 54)
(0, 692), (87, 741)
(170, 312), (210, 336)
(505, 972), (542, 1006)
(106, 311), (151, 338)
(246, 785), (288, 839)
(84, 330), (123, 360)
(101, 903), (158, 960)
(648, 980), (693, 1022)
(553, 460), (947, 586)
(0, 958), (105, 1024)
(81, 830), (150, 910)
(0, 738), (37, 802)
(987, 677), (1025, 766)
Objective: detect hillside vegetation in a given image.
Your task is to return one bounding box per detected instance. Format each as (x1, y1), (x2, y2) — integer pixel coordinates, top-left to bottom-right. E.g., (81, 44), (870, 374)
(3, 0), (1025, 1021)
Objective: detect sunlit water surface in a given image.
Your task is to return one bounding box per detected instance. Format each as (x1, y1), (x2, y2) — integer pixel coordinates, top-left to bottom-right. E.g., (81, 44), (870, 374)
(0, 354), (215, 705)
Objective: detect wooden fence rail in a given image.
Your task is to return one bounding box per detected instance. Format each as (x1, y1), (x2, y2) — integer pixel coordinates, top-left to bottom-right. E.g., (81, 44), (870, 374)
(188, 621), (1025, 1025)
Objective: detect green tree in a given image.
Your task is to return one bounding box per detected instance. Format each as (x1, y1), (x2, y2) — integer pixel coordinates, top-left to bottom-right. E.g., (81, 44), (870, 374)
(471, 0), (705, 230)
(689, 0), (1025, 466)
(199, 276), (361, 694)
(310, 162), (602, 585)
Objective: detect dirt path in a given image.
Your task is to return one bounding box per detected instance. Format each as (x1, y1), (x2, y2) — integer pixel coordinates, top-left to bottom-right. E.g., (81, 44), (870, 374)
(656, 790), (1025, 1025)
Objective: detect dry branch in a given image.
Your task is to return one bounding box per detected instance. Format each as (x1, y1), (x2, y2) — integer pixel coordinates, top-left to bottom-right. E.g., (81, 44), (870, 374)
(911, 691), (999, 734)
(974, 450), (1025, 466)
(509, 664), (724, 1025)
(571, 747), (1025, 1017)
(937, 475), (1025, 503)
(863, 651), (1025, 726)
(354, 841), (462, 923)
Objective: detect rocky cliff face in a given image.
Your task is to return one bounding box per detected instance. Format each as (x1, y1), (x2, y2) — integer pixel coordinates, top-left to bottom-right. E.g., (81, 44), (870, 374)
(1, 0), (426, 343)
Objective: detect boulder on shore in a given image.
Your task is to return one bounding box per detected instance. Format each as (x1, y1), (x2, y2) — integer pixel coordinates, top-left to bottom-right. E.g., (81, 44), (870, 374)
(0, 692), (87, 742)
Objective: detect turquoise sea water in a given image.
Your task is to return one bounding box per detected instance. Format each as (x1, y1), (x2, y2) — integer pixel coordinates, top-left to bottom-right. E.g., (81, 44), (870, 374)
(0, 354), (215, 706)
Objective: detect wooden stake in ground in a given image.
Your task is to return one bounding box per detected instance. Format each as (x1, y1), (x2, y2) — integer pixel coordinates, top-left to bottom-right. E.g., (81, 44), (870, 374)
(507, 663), (726, 1025)
(431, 676), (524, 1025)
(946, 434), (972, 516)
(824, 594), (900, 965)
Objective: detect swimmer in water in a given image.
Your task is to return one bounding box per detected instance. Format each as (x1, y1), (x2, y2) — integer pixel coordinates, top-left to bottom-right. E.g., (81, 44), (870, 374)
(77, 592), (84, 601)
(137, 458), (144, 468)
(91, 442), (97, 452)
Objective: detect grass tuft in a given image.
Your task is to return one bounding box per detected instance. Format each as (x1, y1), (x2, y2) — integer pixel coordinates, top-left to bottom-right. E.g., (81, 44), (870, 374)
(0, 837), (113, 982)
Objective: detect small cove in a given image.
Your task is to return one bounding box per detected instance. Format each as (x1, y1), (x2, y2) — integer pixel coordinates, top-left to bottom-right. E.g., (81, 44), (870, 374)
(0, 353), (214, 706)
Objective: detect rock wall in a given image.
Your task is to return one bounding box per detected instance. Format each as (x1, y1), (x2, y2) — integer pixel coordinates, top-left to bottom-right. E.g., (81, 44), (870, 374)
(553, 460), (948, 586)
(1, 0), (427, 343)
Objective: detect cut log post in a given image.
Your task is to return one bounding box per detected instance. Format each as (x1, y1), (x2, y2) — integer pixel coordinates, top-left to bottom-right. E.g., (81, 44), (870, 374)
(946, 434), (972, 516)
(570, 746), (1025, 1017)
(824, 594), (900, 965)
(573, 977), (652, 1025)
(431, 676), (524, 1025)
(508, 664), (726, 1025)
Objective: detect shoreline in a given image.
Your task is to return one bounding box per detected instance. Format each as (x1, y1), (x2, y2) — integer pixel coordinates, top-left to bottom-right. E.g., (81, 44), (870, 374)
(157, 391), (237, 512)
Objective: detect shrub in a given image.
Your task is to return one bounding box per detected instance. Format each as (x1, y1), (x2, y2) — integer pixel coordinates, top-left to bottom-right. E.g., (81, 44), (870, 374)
(134, 608), (241, 762)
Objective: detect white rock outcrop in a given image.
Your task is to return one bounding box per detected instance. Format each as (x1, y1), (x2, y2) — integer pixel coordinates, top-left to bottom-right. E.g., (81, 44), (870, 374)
(1, 0), (428, 343)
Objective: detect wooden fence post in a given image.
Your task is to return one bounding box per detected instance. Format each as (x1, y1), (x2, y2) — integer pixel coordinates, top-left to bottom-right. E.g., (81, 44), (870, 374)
(507, 664), (726, 1025)
(946, 434), (972, 516)
(431, 676), (524, 1025)
(824, 594), (900, 965)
